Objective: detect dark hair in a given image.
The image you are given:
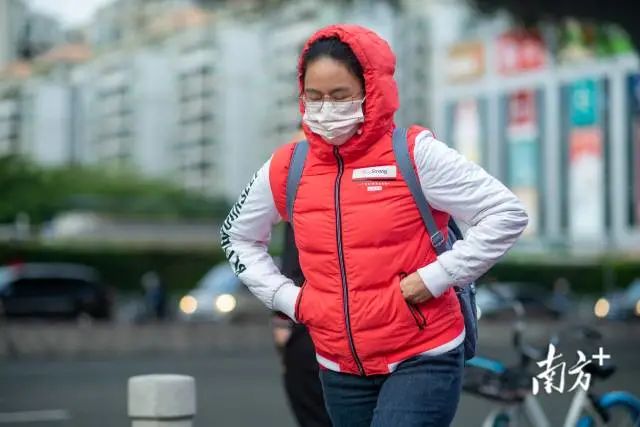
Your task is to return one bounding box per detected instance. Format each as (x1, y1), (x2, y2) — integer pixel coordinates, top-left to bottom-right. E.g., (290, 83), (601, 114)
(301, 37), (365, 89)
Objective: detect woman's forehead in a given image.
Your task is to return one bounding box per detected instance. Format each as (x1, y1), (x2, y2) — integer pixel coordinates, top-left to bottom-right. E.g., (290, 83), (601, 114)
(303, 57), (362, 91)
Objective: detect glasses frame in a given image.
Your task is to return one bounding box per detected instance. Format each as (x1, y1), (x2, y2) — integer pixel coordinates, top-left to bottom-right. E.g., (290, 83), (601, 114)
(300, 92), (365, 113)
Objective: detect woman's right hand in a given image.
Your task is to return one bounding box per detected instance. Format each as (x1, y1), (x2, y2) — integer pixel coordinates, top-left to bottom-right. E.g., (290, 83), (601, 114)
(273, 325), (292, 347)
(400, 272), (433, 304)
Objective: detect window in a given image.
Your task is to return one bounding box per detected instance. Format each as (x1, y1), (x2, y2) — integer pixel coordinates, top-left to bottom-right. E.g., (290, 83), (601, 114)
(10, 278), (91, 298)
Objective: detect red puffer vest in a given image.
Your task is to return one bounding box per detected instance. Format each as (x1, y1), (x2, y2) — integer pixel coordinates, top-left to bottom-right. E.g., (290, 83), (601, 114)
(270, 25), (464, 376)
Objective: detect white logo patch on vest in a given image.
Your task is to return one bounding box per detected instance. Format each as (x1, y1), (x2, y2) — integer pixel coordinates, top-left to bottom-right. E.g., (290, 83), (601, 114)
(352, 166), (397, 181)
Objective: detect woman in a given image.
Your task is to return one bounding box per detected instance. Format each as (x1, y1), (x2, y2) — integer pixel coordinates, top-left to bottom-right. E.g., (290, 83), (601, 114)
(221, 24), (528, 427)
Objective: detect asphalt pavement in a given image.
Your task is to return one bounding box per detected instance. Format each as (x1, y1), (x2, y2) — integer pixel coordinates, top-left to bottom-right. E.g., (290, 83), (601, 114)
(1, 319), (639, 426)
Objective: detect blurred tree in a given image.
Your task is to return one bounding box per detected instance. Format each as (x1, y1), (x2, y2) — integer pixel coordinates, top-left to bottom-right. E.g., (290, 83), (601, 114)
(467, 0), (639, 51)
(0, 155), (230, 224)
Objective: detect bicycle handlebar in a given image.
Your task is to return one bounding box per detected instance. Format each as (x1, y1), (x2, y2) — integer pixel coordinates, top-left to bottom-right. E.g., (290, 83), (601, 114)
(485, 284), (559, 367)
(484, 284), (605, 370)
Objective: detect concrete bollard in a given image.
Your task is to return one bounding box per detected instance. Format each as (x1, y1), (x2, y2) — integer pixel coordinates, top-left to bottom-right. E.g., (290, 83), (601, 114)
(128, 374), (196, 427)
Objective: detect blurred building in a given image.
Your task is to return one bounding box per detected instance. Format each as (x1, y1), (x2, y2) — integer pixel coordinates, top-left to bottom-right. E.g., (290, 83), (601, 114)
(432, 16), (640, 249)
(0, 76), (72, 165)
(0, 0), (66, 161)
(74, 48), (175, 176)
(21, 11), (64, 59)
(21, 78), (75, 165)
(0, 0), (28, 68)
(261, 0), (330, 152)
(0, 82), (25, 157)
(257, 0), (470, 147)
(3, 0), (640, 250)
(89, 0), (195, 48)
(0, 42), (91, 165)
(0, 0), (63, 67)
(166, 19), (220, 195)
(394, 0), (475, 126)
(215, 15), (268, 198)
(0, 0), (480, 200)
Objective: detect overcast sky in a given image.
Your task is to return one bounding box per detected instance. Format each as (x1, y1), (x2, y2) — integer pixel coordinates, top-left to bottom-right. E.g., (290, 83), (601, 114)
(27, 0), (115, 28)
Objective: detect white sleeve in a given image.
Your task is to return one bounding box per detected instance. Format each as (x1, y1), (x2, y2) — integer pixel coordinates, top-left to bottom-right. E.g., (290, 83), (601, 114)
(413, 130), (529, 297)
(220, 157), (300, 320)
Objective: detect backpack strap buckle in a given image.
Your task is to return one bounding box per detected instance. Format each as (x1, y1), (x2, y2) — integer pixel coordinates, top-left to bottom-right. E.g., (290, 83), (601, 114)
(430, 230), (445, 251)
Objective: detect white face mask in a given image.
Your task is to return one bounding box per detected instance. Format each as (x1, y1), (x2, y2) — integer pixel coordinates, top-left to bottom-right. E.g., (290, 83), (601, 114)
(302, 98), (365, 146)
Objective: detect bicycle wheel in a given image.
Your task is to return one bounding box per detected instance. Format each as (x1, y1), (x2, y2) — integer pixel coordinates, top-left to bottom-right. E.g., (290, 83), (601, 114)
(577, 391), (640, 427)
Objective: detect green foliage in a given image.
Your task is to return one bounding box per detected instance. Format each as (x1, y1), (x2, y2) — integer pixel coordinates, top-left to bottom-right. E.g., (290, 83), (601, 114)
(0, 155), (52, 223)
(466, 0), (639, 51)
(0, 155), (231, 223)
(481, 255), (640, 294)
(1, 240), (639, 295)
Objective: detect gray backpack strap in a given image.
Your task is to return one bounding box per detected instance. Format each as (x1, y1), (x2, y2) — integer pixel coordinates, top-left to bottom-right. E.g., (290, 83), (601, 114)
(392, 128), (449, 255)
(285, 140), (309, 224)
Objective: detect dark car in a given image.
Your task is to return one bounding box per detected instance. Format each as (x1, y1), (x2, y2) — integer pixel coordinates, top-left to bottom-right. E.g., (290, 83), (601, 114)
(0, 263), (113, 320)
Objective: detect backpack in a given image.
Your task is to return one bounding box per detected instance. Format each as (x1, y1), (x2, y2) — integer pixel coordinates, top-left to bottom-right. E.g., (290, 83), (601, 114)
(285, 127), (478, 361)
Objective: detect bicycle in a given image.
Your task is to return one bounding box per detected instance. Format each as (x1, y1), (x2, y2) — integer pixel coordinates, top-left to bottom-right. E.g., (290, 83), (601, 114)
(463, 289), (640, 427)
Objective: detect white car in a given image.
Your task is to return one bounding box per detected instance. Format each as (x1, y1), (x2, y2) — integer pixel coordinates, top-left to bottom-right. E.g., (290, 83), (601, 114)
(177, 263), (265, 322)
(594, 279), (640, 321)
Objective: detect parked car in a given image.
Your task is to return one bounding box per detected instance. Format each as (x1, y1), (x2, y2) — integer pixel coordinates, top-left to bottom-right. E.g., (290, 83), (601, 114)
(475, 281), (568, 319)
(594, 279), (640, 320)
(0, 263), (113, 320)
(177, 263), (265, 322)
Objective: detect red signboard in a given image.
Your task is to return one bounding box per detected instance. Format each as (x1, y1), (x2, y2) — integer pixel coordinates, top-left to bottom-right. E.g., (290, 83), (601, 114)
(496, 30), (547, 75)
(508, 90), (537, 129)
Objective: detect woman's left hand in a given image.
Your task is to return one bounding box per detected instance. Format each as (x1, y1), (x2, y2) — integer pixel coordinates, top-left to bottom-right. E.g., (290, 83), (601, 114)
(400, 272), (433, 304)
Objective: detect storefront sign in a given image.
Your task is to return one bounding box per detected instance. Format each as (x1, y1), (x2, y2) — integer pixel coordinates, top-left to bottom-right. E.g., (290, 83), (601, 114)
(630, 74), (640, 226)
(507, 90), (539, 235)
(568, 79), (605, 239)
(446, 41), (485, 83)
(452, 99), (482, 164)
(496, 30), (547, 75)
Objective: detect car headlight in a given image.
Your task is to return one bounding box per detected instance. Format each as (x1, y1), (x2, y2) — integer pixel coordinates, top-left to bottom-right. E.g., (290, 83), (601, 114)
(594, 298), (610, 318)
(635, 300), (640, 317)
(179, 296), (198, 315)
(215, 294), (236, 313)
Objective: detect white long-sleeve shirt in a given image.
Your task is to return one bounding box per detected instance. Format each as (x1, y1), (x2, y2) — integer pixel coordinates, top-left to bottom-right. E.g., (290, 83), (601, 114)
(220, 130), (529, 321)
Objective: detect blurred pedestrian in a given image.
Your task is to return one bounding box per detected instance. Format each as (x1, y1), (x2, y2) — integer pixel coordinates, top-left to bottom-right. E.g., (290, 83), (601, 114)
(222, 24), (528, 426)
(271, 125), (331, 427)
(550, 277), (572, 318)
(273, 219), (332, 427)
(141, 270), (167, 320)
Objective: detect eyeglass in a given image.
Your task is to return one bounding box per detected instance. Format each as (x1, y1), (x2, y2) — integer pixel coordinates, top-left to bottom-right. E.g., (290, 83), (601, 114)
(301, 93), (365, 114)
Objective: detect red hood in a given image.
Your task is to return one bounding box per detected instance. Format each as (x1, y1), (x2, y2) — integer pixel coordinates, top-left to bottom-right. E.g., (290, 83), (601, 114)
(298, 24), (399, 161)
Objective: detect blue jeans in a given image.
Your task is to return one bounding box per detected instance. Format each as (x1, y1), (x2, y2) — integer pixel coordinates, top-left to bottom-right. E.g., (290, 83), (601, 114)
(319, 343), (464, 427)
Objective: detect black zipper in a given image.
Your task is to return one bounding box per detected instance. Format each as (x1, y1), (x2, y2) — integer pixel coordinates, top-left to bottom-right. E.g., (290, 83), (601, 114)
(400, 272), (427, 329)
(407, 303), (427, 329)
(333, 146), (365, 376)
